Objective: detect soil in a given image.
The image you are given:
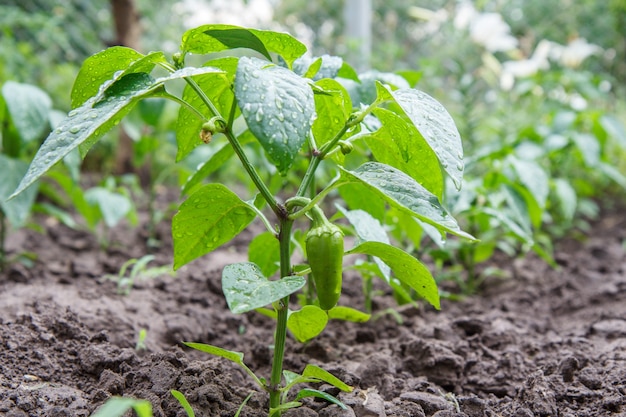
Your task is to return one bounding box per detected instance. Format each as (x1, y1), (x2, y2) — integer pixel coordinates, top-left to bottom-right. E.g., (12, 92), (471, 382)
(1, 205), (625, 417)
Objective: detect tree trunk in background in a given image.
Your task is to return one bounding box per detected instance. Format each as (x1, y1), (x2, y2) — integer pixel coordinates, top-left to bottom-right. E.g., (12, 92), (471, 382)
(111, 0), (141, 175)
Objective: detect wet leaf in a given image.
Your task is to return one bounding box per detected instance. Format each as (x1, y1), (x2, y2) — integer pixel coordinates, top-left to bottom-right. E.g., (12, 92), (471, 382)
(346, 241), (440, 310)
(391, 88), (464, 190)
(287, 305), (328, 342)
(338, 162), (474, 240)
(181, 24), (306, 68)
(222, 262), (305, 314)
(367, 107), (444, 198)
(172, 184), (256, 269)
(2, 81), (52, 143)
(11, 73), (159, 199)
(234, 57), (315, 174)
(71, 48), (166, 108)
(312, 79), (351, 148)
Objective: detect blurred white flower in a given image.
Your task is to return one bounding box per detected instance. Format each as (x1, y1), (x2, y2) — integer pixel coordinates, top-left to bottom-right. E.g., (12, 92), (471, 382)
(469, 13), (518, 52)
(181, 0), (274, 28)
(453, 2), (517, 52)
(454, 0), (477, 30)
(552, 38), (601, 68)
(407, 6), (449, 36)
(500, 40), (553, 90)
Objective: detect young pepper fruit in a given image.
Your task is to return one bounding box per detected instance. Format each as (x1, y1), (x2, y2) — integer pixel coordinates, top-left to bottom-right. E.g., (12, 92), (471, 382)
(305, 205), (344, 310)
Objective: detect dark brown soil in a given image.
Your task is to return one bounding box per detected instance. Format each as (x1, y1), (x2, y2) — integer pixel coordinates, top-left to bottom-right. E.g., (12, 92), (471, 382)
(1, 207), (625, 417)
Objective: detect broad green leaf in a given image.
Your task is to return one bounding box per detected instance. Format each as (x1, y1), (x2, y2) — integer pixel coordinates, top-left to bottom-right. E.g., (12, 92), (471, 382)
(367, 108), (444, 198)
(597, 161), (626, 189)
(572, 132), (600, 167)
(71, 47), (157, 108)
(507, 156), (549, 209)
(312, 78), (351, 149)
(0, 155), (38, 227)
(172, 184), (256, 269)
(503, 185), (534, 234)
(302, 364), (353, 392)
(222, 262), (306, 314)
(327, 306), (370, 322)
(293, 54), (359, 82)
(338, 183), (386, 221)
(90, 397), (153, 417)
(552, 178), (577, 221)
(482, 207), (534, 244)
(336, 206), (390, 280)
(181, 131), (255, 195)
(599, 114), (626, 148)
(391, 88), (464, 190)
(248, 231), (281, 278)
(183, 342), (245, 364)
(10, 72), (161, 199)
(2, 81), (52, 143)
(181, 24), (306, 68)
(234, 57), (315, 174)
(175, 57), (238, 161)
(171, 391), (195, 417)
(346, 241), (440, 309)
(344, 70), (409, 105)
(287, 305), (328, 342)
(295, 389), (347, 409)
(338, 162), (474, 240)
(84, 187), (133, 228)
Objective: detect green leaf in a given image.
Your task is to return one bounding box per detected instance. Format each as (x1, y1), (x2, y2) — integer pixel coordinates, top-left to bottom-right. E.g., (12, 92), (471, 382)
(71, 47), (163, 108)
(175, 57), (238, 161)
(338, 162), (474, 240)
(338, 183), (386, 221)
(2, 81), (52, 143)
(294, 54), (359, 82)
(84, 187), (133, 228)
(90, 397), (153, 417)
(287, 305), (328, 342)
(172, 184), (256, 269)
(327, 306), (370, 322)
(248, 231), (281, 278)
(367, 107), (444, 198)
(10, 72), (161, 199)
(552, 178), (577, 221)
(302, 364), (353, 392)
(336, 206), (390, 280)
(346, 241), (440, 310)
(222, 262), (306, 314)
(599, 114), (626, 148)
(181, 24), (307, 68)
(572, 132), (600, 167)
(171, 390), (195, 417)
(183, 342), (245, 365)
(0, 155), (38, 227)
(295, 389), (347, 409)
(507, 156), (549, 209)
(234, 57), (315, 174)
(391, 88), (464, 189)
(312, 79), (351, 148)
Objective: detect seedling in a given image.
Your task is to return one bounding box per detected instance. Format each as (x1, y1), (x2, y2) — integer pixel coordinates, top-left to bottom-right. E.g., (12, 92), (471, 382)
(11, 25), (474, 416)
(102, 254), (173, 295)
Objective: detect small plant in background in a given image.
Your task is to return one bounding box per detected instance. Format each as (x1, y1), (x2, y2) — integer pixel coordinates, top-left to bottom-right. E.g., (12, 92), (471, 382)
(10, 25), (474, 416)
(0, 81), (57, 271)
(101, 254), (173, 295)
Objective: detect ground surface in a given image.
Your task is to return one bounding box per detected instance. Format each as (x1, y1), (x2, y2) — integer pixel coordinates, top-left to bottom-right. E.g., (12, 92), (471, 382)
(0, 208), (625, 417)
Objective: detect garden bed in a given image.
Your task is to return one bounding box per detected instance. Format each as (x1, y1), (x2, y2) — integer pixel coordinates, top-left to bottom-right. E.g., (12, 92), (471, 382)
(1, 209), (625, 417)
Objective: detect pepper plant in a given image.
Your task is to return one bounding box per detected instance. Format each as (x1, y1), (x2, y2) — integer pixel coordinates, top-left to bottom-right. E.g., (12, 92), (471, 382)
(11, 25), (474, 416)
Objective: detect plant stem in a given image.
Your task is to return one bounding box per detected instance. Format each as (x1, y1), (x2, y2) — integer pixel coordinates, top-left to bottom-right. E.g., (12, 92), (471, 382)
(269, 217), (294, 413)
